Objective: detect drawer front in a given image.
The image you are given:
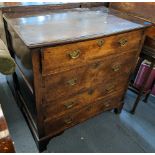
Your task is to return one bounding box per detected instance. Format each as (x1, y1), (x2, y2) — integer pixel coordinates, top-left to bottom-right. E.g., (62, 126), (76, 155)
(43, 51), (135, 102)
(42, 30), (142, 75)
(44, 87), (124, 120)
(44, 94), (122, 135)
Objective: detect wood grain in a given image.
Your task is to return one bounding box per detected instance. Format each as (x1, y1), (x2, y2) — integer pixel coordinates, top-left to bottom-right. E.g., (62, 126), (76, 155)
(110, 2), (155, 24)
(31, 50), (45, 138)
(43, 50), (137, 103)
(44, 92), (122, 135)
(42, 30), (142, 75)
(4, 7), (146, 48)
(44, 88), (125, 120)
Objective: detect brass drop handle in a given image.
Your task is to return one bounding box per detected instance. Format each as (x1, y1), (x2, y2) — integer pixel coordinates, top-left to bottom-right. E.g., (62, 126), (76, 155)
(64, 101), (76, 109)
(105, 84), (115, 92)
(119, 39), (128, 47)
(97, 39), (105, 47)
(99, 100), (110, 108)
(112, 64), (121, 72)
(67, 78), (77, 86)
(68, 49), (80, 59)
(64, 118), (72, 125)
(105, 103), (110, 107)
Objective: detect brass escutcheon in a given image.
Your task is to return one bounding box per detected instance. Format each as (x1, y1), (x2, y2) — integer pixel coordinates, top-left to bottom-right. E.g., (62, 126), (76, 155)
(119, 39), (128, 47)
(112, 64), (121, 72)
(68, 49), (80, 59)
(67, 78), (77, 86)
(97, 39), (105, 47)
(88, 88), (94, 95)
(92, 62), (100, 69)
(86, 105), (92, 111)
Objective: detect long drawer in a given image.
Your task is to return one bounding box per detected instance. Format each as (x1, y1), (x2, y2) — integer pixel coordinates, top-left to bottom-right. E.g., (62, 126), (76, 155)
(43, 51), (136, 102)
(43, 87), (125, 120)
(44, 92), (122, 135)
(41, 30), (142, 75)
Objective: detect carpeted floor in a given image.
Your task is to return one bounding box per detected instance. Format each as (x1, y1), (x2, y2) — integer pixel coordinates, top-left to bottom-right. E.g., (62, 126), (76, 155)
(0, 73), (155, 153)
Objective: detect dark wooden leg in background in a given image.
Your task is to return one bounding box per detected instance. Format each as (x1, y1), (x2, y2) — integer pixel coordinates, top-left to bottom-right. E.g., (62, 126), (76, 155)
(130, 91), (143, 114)
(130, 61), (154, 114)
(143, 92), (151, 103)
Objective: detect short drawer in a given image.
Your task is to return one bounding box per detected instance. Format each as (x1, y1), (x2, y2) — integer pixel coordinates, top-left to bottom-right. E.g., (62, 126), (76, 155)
(44, 88), (124, 119)
(44, 94), (122, 135)
(41, 30), (142, 75)
(43, 51), (135, 102)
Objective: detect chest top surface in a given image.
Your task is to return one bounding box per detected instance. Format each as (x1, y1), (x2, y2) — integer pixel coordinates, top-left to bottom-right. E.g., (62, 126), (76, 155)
(3, 6), (151, 48)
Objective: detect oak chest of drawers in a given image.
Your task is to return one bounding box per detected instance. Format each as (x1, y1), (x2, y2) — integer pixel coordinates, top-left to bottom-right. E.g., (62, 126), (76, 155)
(3, 6), (151, 151)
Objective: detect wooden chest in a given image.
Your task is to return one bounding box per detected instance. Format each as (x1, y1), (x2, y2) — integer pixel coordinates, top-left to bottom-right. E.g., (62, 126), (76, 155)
(3, 6), (151, 151)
